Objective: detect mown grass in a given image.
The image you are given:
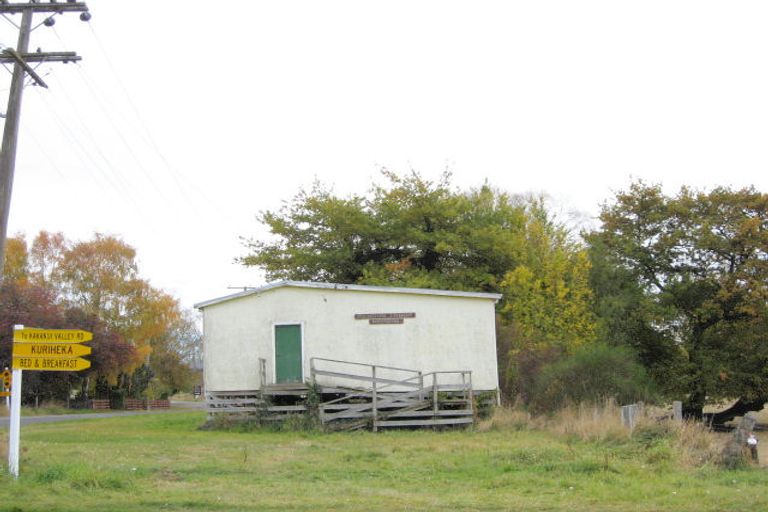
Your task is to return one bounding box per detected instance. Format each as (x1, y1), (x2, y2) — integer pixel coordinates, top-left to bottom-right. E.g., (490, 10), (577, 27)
(0, 404), (106, 417)
(0, 410), (766, 511)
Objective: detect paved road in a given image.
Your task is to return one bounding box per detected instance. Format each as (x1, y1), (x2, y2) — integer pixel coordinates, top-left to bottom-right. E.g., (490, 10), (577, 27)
(0, 401), (205, 428)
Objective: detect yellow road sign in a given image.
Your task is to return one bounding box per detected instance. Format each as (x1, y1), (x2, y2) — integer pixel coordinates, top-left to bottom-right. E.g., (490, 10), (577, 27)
(13, 343), (92, 357)
(12, 356), (91, 372)
(0, 391), (9, 397)
(13, 328), (93, 343)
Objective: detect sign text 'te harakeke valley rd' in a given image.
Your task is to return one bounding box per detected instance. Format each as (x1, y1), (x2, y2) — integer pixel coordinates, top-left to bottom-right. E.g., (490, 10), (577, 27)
(13, 328), (93, 343)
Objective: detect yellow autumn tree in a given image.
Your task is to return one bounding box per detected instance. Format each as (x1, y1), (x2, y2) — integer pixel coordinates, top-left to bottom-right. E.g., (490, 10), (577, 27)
(497, 200), (597, 400)
(3, 235), (29, 285)
(26, 232), (197, 395)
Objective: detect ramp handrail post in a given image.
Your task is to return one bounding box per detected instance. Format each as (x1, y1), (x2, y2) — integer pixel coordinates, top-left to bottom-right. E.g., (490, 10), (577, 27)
(310, 358), (316, 387)
(418, 371), (423, 401)
(432, 373), (438, 416)
(467, 371), (474, 416)
(372, 365), (378, 432)
(259, 358), (267, 388)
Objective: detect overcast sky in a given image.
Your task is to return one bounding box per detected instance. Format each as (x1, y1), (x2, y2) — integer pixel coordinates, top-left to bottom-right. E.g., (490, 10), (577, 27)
(1, 1), (766, 310)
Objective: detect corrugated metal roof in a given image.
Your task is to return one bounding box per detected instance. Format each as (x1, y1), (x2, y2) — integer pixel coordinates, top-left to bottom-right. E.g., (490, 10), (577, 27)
(194, 280), (503, 309)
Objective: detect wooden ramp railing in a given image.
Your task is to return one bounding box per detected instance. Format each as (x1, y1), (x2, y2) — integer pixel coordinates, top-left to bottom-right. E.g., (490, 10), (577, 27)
(206, 358), (476, 431)
(310, 357), (474, 431)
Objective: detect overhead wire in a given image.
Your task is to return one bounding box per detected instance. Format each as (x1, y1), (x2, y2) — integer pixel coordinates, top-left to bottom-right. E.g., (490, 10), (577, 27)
(29, 83), (163, 238)
(45, 26), (177, 213)
(31, 84), (136, 198)
(35, 75), (133, 193)
(0, 14), (19, 30)
(84, 23), (229, 220)
(24, 127), (66, 179)
(69, 64), (175, 206)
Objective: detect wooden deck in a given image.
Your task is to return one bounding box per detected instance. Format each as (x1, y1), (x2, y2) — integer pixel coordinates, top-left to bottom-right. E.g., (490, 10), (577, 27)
(206, 358), (477, 431)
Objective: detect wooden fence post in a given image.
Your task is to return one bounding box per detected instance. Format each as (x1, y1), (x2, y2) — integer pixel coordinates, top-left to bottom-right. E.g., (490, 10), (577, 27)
(621, 403), (639, 430)
(672, 401), (683, 422)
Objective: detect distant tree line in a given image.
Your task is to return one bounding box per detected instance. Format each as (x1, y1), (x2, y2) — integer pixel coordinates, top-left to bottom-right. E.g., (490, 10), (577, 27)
(242, 170), (768, 418)
(0, 232), (201, 406)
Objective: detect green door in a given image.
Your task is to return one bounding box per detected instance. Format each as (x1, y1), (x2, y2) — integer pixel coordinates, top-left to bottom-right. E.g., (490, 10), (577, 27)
(275, 324), (302, 384)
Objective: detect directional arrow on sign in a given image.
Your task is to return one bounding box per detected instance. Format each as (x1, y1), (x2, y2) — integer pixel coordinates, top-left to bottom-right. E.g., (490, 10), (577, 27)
(12, 356), (91, 372)
(12, 343), (92, 358)
(13, 328), (93, 343)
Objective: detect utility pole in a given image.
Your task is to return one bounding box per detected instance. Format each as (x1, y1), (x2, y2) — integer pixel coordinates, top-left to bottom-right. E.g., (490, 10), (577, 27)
(0, 2), (90, 277)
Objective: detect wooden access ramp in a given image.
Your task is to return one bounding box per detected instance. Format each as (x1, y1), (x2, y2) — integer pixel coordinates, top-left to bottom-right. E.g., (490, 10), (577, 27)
(310, 358), (475, 431)
(205, 358), (476, 431)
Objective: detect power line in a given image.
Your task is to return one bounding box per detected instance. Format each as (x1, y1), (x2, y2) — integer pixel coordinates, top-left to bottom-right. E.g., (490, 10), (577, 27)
(83, 23), (231, 220)
(69, 62), (174, 206)
(29, 84), (163, 238)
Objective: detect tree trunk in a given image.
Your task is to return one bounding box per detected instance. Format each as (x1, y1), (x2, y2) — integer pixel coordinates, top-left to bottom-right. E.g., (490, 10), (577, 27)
(683, 325), (708, 420)
(704, 397), (767, 426)
(683, 390), (706, 420)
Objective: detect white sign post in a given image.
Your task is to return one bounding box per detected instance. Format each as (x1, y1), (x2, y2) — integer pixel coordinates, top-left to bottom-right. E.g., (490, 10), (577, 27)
(6, 325), (92, 478)
(8, 324), (23, 478)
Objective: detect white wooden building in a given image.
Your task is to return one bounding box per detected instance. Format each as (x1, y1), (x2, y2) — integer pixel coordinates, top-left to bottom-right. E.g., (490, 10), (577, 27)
(195, 281), (501, 429)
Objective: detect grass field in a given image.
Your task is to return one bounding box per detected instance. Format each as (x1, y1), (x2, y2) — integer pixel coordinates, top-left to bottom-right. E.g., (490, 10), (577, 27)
(0, 405), (107, 417)
(1, 410), (767, 511)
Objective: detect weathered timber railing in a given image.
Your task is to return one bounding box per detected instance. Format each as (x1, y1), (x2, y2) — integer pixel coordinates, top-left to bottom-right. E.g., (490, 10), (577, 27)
(258, 357), (267, 388)
(310, 357), (423, 391)
(206, 358), (474, 430)
(206, 391), (264, 417)
(310, 357), (474, 431)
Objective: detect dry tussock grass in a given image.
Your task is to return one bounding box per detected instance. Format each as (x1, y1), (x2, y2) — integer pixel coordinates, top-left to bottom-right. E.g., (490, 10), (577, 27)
(478, 401), (629, 443)
(476, 405), (534, 432)
(545, 401), (629, 442)
(669, 418), (723, 467)
(479, 402), (725, 467)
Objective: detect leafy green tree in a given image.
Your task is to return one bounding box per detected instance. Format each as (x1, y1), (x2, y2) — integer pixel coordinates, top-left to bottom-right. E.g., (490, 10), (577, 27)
(243, 170), (580, 296)
(587, 235), (684, 390)
(242, 170), (598, 399)
(590, 182), (768, 417)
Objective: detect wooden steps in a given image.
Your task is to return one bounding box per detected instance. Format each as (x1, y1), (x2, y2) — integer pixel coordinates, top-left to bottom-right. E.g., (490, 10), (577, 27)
(378, 417), (474, 428)
(206, 358), (479, 431)
(311, 359), (476, 431)
(262, 383), (309, 396)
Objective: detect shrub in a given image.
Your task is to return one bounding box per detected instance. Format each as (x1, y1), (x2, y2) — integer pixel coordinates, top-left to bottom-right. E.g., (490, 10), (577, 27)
(503, 342), (563, 405)
(529, 343), (656, 413)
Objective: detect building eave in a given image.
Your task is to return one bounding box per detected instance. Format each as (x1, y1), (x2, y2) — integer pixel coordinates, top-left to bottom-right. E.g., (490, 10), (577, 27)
(194, 280), (503, 310)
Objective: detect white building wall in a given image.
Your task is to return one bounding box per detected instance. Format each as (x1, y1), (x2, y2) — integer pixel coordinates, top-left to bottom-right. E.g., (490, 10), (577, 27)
(202, 286), (499, 392)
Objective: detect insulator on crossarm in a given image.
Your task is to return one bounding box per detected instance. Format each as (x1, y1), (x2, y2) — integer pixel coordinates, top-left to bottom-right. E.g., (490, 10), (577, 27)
(80, 11), (91, 21)
(43, 16), (55, 27)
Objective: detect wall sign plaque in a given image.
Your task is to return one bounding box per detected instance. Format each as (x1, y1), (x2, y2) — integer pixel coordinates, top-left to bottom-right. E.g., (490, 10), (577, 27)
(354, 312), (415, 325)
